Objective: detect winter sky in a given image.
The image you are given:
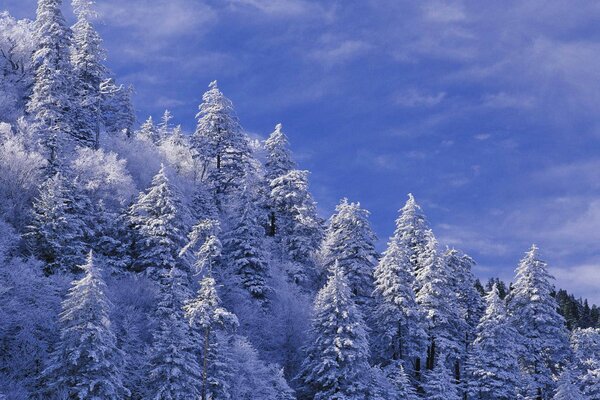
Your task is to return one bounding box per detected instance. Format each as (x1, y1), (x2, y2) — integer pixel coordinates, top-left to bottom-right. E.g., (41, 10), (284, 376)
(4, 0), (600, 303)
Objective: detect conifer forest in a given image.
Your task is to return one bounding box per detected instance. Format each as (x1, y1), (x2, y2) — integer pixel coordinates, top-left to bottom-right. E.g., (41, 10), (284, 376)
(0, 1), (598, 399)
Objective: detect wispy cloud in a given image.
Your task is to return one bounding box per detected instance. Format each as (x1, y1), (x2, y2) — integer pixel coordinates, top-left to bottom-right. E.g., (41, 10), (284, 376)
(394, 89), (446, 108)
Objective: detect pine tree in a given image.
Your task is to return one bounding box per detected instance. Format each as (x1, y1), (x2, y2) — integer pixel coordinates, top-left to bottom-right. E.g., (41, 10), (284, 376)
(126, 164), (187, 277)
(507, 245), (570, 399)
(422, 356), (461, 400)
(553, 369), (585, 400)
(222, 190), (271, 300)
(184, 276), (238, 400)
(570, 328), (600, 398)
(71, 0), (106, 148)
(467, 284), (521, 400)
(320, 198), (378, 308)
(37, 252), (129, 399)
(27, 0), (78, 168)
(137, 116), (159, 143)
(145, 265), (201, 400)
(158, 109), (173, 142)
(100, 79), (135, 137)
(264, 123), (295, 182)
(270, 170), (323, 267)
(372, 238), (427, 371)
(384, 361), (419, 400)
(26, 172), (89, 273)
(192, 81), (250, 209)
(296, 262), (371, 400)
(415, 231), (462, 370)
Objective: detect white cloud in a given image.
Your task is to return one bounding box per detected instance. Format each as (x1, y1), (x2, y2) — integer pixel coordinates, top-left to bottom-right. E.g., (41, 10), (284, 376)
(395, 89), (446, 108)
(482, 92), (535, 109)
(309, 40), (372, 66)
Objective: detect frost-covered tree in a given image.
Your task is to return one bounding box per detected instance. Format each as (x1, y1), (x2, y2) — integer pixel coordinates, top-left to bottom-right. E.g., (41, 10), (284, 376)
(145, 265), (200, 400)
(26, 172), (90, 273)
(157, 109), (173, 142)
(137, 116), (159, 143)
(270, 170), (323, 269)
(383, 361), (419, 400)
(100, 78), (135, 137)
(264, 123), (295, 182)
(71, 0), (106, 148)
(37, 252), (129, 399)
(125, 164), (188, 277)
(415, 231), (462, 370)
(372, 238), (427, 371)
(184, 276), (238, 400)
(223, 190), (271, 300)
(192, 81), (250, 209)
(27, 0), (78, 167)
(507, 245), (570, 399)
(467, 284), (521, 400)
(570, 328), (600, 398)
(422, 356), (461, 400)
(320, 198), (378, 308)
(552, 369), (585, 400)
(296, 262), (371, 400)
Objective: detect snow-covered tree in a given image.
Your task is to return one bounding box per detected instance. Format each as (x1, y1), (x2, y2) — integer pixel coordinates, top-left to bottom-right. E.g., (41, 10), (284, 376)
(125, 164), (188, 277)
(37, 252), (129, 399)
(192, 81), (250, 209)
(552, 369), (585, 400)
(320, 198), (378, 308)
(264, 123), (295, 182)
(270, 170), (323, 268)
(507, 245), (570, 399)
(467, 284), (521, 400)
(26, 172), (90, 273)
(71, 0), (106, 148)
(415, 231), (462, 370)
(145, 265), (200, 400)
(137, 116), (159, 143)
(383, 361), (419, 400)
(570, 328), (600, 398)
(184, 276), (238, 400)
(422, 356), (461, 400)
(157, 109), (173, 141)
(100, 78), (135, 138)
(372, 238), (427, 371)
(223, 190), (271, 300)
(27, 0), (78, 167)
(296, 262), (371, 400)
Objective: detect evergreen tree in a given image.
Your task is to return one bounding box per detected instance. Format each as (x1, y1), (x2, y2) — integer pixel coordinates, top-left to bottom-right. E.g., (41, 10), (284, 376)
(184, 276), (238, 400)
(137, 116), (159, 143)
(192, 80), (250, 209)
(158, 109), (173, 142)
(422, 356), (461, 400)
(100, 79), (135, 137)
(71, 0), (106, 148)
(145, 265), (201, 400)
(384, 361), (419, 400)
(27, 0), (77, 168)
(320, 198), (378, 307)
(222, 190), (271, 300)
(570, 328), (600, 398)
(264, 123), (295, 182)
(296, 262), (371, 400)
(552, 369), (585, 400)
(372, 238), (427, 371)
(270, 169), (323, 267)
(37, 252), (129, 399)
(26, 172), (89, 273)
(125, 164), (187, 277)
(507, 245), (570, 399)
(467, 284), (521, 400)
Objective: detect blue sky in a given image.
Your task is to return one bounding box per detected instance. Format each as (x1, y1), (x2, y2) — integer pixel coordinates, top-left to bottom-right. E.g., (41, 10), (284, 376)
(4, 0), (600, 303)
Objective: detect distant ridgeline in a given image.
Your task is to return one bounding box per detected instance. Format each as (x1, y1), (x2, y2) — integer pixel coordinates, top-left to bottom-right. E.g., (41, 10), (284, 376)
(0, 1), (599, 400)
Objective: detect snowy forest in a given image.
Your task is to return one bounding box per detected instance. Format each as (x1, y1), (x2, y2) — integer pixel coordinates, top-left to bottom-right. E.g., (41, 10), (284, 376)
(0, 1), (598, 399)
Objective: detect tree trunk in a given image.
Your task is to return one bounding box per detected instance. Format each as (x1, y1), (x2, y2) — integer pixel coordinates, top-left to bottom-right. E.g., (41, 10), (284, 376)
(202, 327), (210, 400)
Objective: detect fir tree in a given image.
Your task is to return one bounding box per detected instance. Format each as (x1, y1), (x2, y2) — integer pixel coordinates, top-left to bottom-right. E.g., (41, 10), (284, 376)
(296, 262), (371, 400)
(71, 0), (106, 148)
(137, 116), (159, 143)
(467, 284), (521, 400)
(184, 276), (238, 400)
(422, 356), (461, 400)
(552, 369), (585, 400)
(126, 164), (187, 277)
(384, 361), (419, 400)
(320, 198), (378, 308)
(100, 79), (135, 137)
(372, 238), (427, 371)
(570, 328), (600, 398)
(157, 109), (173, 142)
(37, 252), (129, 399)
(27, 0), (78, 167)
(264, 123), (295, 182)
(192, 80), (250, 209)
(145, 265), (200, 400)
(507, 245), (570, 399)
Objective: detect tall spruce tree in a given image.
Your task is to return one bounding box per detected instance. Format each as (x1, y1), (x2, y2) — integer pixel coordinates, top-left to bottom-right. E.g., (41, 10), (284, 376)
(137, 116), (159, 143)
(384, 361), (419, 400)
(28, 0), (78, 168)
(422, 356), (461, 400)
(507, 245), (570, 399)
(320, 198), (378, 307)
(570, 328), (600, 398)
(296, 262), (371, 400)
(184, 276), (238, 400)
(372, 238), (427, 371)
(37, 252), (129, 399)
(70, 0), (106, 148)
(467, 284), (521, 400)
(100, 79), (135, 137)
(192, 81), (250, 209)
(552, 369), (585, 400)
